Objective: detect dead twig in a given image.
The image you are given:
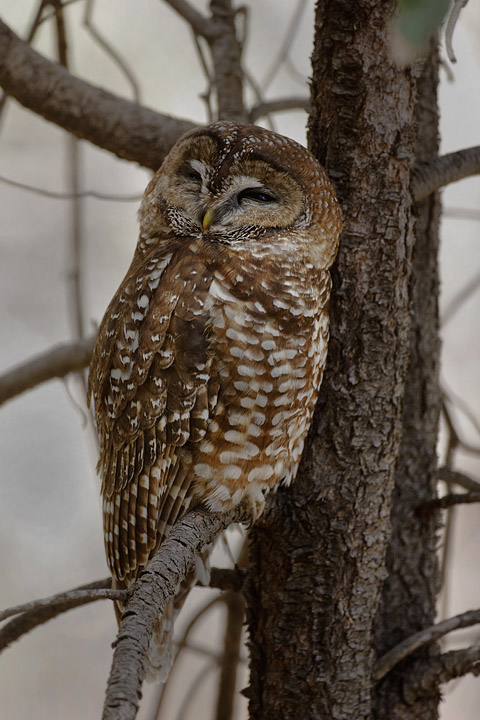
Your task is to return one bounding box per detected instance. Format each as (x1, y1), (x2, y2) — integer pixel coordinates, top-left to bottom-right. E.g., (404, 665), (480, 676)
(375, 608), (480, 681)
(437, 466), (480, 493)
(0, 579), (117, 653)
(418, 491), (480, 515)
(445, 0), (470, 63)
(84, 0), (141, 102)
(0, 174), (141, 201)
(163, 0), (213, 39)
(0, 582), (122, 624)
(412, 147), (480, 201)
(0, 336), (95, 407)
(214, 592), (244, 720)
(249, 96), (310, 123)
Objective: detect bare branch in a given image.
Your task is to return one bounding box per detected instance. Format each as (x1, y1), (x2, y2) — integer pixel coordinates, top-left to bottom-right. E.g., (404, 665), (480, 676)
(260, 0), (308, 92)
(249, 96), (310, 123)
(208, 0), (246, 121)
(403, 645), (480, 700)
(375, 608), (480, 681)
(103, 505), (245, 720)
(163, 0), (213, 39)
(0, 583), (123, 623)
(215, 592), (244, 720)
(0, 335), (95, 407)
(413, 147), (480, 201)
(445, 0), (470, 63)
(444, 206), (480, 221)
(0, 579), (116, 653)
(418, 491), (480, 515)
(0, 19), (197, 170)
(84, 0), (142, 102)
(437, 466), (480, 493)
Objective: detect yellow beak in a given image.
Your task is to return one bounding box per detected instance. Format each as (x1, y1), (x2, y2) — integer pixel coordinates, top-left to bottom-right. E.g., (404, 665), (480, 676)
(202, 208), (214, 231)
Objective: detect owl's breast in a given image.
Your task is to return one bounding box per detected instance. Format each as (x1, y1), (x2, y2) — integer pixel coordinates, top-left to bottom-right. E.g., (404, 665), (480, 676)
(191, 257), (331, 510)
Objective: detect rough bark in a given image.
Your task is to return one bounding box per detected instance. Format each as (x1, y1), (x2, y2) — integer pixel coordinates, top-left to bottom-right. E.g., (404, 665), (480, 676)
(372, 43), (441, 720)
(247, 2), (429, 718)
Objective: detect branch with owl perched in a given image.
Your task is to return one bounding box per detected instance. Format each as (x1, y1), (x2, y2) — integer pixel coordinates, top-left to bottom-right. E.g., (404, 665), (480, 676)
(102, 505), (244, 720)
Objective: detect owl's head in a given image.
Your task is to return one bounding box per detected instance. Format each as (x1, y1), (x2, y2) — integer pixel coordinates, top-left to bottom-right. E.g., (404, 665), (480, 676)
(139, 122), (341, 267)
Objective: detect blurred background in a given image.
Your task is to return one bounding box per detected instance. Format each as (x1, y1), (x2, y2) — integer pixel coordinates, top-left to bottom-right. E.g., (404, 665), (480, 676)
(0, 1), (479, 718)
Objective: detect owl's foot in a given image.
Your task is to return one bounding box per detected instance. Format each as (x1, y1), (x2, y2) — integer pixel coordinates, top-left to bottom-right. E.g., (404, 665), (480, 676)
(239, 484), (269, 527)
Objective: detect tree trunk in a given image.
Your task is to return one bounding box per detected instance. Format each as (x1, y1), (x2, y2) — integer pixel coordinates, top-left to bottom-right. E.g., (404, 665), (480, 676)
(246, 2), (441, 719)
(373, 41), (441, 720)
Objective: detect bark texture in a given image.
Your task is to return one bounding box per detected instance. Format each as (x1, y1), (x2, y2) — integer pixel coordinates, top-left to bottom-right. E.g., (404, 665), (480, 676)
(373, 43), (441, 720)
(247, 2), (439, 719)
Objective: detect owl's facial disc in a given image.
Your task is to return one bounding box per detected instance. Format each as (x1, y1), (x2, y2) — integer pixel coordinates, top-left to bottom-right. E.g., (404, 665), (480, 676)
(157, 133), (307, 235)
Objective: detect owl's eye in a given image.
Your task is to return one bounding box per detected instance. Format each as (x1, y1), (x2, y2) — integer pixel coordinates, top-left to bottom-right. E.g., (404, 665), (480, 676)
(237, 188), (276, 204)
(187, 170), (202, 182)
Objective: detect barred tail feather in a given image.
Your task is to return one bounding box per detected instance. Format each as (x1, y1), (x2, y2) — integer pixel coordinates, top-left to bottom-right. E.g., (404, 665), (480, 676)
(145, 601), (175, 683)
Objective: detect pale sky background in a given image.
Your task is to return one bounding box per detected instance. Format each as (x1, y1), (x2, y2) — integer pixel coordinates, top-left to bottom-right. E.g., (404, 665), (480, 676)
(0, 2), (479, 719)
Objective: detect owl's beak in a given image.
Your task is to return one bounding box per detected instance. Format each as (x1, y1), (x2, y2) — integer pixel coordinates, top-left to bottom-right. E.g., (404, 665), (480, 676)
(202, 208), (214, 231)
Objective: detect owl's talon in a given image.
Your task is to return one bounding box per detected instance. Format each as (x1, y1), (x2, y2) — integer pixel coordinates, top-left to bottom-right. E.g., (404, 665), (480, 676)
(239, 486), (268, 527)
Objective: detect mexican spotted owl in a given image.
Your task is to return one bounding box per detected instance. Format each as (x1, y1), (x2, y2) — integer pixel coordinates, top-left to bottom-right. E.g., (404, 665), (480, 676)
(88, 121), (341, 678)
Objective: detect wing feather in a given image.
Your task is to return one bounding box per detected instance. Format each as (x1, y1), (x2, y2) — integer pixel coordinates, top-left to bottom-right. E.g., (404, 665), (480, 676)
(89, 245), (214, 583)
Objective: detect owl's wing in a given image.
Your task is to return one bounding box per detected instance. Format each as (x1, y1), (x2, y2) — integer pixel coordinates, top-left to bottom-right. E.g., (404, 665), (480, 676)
(88, 246), (218, 582)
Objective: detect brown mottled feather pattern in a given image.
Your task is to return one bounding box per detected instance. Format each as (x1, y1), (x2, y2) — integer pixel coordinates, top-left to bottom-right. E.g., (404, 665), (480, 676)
(88, 121), (341, 679)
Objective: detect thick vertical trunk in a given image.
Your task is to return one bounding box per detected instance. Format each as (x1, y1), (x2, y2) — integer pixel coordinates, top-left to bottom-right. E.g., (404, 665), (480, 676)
(373, 43), (441, 720)
(247, 2), (440, 719)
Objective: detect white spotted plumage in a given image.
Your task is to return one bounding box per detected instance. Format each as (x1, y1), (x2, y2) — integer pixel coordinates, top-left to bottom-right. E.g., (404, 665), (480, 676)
(88, 120), (341, 681)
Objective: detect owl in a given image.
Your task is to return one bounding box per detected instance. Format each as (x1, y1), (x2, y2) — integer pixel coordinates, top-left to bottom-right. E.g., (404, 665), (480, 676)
(88, 121), (341, 678)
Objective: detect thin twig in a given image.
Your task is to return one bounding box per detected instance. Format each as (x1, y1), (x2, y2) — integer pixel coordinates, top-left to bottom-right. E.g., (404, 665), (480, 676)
(0, 584), (123, 623)
(437, 466), (480, 493)
(445, 0), (470, 63)
(260, 0), (308, 92)
(52, 1), (86, 352)
(214, 592), (245, 720)
(0, 174), (142, 201)
(0, 335), (95, 407)
(444, 206), (480, 221)
(249, 96), (310, 122)
(84, 0), (141, 102)
(0, 578), (116, 653)
(418, 491), (480, 515)
(163, 0), (213, 39)
(442, 271), (480, 326)
(412, 146), (480, 201)
(443, 386), (480, 453)
(103, 505), (245, 720)
(375, 608), (480, 681)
